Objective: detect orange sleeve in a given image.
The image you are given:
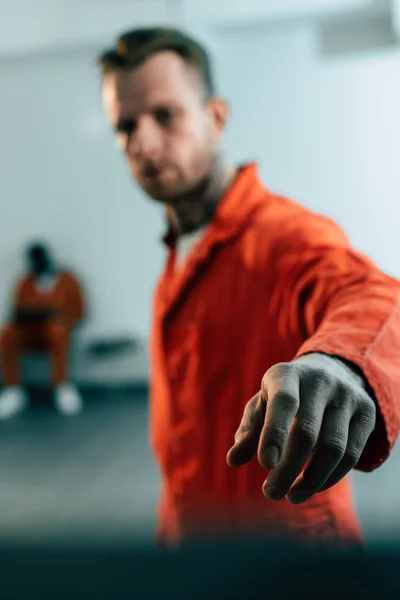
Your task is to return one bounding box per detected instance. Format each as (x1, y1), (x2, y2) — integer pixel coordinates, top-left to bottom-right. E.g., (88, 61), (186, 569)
(13, 276), (29, 309)
(271, 214), (400, 472)
(62, 273), (85, 324)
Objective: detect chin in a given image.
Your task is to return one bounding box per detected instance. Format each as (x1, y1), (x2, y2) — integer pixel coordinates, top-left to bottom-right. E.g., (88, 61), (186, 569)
(144, 184), (186, 204)
(147, 190), (177, 203)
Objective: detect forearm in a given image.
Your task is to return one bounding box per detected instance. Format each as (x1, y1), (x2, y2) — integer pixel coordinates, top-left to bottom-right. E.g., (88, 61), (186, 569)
(13, 306), (60, 324)
(296, 277), (400, 471)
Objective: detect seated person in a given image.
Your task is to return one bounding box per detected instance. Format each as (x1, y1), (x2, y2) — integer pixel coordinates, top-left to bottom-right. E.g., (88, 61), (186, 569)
(0, 242), (85, 419)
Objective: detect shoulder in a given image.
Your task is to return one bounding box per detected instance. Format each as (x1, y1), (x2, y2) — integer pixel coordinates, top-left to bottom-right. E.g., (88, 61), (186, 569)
(17, 274), (33, 289)
(243, 191), (350, 263)
(59, 271), (81, 286)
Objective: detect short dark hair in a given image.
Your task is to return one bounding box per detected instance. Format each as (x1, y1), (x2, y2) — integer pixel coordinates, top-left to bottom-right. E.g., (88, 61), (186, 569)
(98, 27), (215, 98)
(27, 242), (49, 259)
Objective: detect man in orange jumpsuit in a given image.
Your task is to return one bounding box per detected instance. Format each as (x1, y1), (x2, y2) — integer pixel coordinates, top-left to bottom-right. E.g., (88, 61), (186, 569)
(100, 29), (400, 548)
(0, 243), (85, 419)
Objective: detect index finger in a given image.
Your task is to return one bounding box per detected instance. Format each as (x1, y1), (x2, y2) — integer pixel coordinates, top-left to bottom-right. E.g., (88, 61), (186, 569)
(227, 392), (265, 467)
(258, 363), (300, 470)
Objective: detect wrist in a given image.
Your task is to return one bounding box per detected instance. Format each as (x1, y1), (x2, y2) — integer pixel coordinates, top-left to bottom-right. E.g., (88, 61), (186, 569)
(295, 352), (370, 395)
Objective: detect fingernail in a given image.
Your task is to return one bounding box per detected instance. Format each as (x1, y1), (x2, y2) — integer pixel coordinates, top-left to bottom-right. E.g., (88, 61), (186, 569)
(263, 445), (280, 468)
(265, 485), (285, 501)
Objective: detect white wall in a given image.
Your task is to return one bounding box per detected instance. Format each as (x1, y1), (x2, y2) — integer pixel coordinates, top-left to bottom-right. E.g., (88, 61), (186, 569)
(0, 18), (399, 344)
(0, 49), (165, 341)
(214, 24), (400, 276)
(0, 0), (176, 58)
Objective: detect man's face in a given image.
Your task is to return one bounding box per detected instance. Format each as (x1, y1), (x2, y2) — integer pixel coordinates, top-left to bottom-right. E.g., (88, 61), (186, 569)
(103, 51), (227, 203)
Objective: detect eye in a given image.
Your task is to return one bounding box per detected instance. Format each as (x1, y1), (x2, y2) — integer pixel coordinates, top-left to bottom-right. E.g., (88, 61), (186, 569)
(115, 118), (137, 151)
(154, 108), (174, 128)
(116, 118), (137, 137)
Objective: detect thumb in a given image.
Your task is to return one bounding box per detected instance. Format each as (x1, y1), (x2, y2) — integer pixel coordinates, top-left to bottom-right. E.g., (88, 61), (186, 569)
(227, 393), (266, 468)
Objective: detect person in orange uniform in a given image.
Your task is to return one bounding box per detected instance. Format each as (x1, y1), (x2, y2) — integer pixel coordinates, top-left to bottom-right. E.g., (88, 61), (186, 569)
(0, 243), (85, 419)
(100, 29), (400, 548)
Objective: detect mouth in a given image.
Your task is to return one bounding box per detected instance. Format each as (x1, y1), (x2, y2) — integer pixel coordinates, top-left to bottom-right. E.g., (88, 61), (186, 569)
(141, 163), (175, 185)
(142, 164), (164, 181)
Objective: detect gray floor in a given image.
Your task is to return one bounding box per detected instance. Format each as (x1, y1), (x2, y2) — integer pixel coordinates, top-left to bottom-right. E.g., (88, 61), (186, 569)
(0, 390), (398, 547)
(0, 391), (159, 547)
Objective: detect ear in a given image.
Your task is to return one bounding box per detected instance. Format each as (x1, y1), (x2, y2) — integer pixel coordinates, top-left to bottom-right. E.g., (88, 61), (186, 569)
(208, 97), (230, 134)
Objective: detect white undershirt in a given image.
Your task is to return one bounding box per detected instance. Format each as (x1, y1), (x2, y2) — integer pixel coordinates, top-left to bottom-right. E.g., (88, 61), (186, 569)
(34, 273), (59, 294)
(175, 226), (208, 269)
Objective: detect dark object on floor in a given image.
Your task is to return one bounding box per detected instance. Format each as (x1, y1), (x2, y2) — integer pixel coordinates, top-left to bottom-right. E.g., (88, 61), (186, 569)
(86, 337), (139, 358)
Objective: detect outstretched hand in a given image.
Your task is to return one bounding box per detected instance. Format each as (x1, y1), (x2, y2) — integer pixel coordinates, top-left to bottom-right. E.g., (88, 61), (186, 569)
(227, 353), (376, 504)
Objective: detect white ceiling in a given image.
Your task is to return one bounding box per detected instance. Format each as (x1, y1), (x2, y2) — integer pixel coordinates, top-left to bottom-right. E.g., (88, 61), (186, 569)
(182, 0), (392, 29)
(0, 0), (177, 59)
(0, 0), (397, 60)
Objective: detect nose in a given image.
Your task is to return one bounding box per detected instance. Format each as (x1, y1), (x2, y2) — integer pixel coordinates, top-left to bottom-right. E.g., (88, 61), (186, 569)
(127, 115), (163, 159)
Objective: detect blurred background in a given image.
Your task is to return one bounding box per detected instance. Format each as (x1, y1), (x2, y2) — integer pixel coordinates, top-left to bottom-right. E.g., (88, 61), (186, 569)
(0, 0), (399, 550)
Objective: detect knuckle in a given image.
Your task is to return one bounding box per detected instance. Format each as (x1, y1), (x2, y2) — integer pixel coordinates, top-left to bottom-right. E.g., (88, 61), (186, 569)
(235, 420), (251, 435)
(294, 421), (318, 448)
(311, 367), (334, 389)
(235, 395), (266, 441)
(357, 413), (376, 434)
(329, 387), (353, 411)
(263, 362), (294, 385)
(234, 426), (250, 442)
(358, 395), (376, 418)
(354, 396), (376, 432)
(266, 424), (288, 446)
(243, 394), (262, 420)
(320, 435), (346, 458)
(275, 390), (299, 412)
(235, 422), (253, 442)
(235, 419), (258, 442)
(334, 378), (350, 399)
(344, 448), (362, 466)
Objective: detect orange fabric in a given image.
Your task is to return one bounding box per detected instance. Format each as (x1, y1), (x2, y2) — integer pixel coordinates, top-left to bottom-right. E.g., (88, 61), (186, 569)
(14, 271), (85, 327)
(0, 271), (84, 386)
(0, 322), (69, 385)
(150, 163), (400, 547)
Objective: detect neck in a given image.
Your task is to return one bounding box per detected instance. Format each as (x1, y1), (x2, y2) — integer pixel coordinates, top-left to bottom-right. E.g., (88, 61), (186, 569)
(34, 267), (54, 279)
(167, 159), (237, 235)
